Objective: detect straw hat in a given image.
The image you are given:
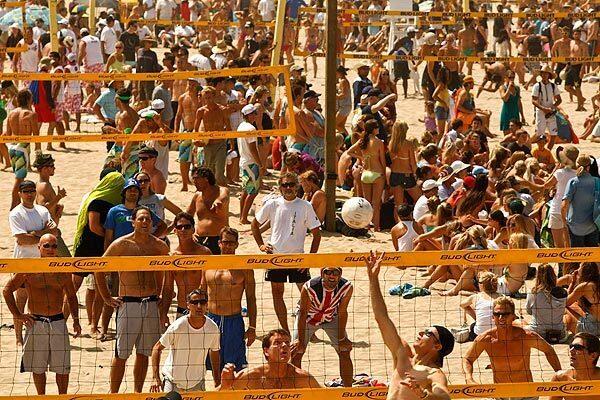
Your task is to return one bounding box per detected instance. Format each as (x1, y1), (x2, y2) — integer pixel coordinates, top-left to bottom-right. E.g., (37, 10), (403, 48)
(212, 40), (230, 54)
(538, 64), (556, 79)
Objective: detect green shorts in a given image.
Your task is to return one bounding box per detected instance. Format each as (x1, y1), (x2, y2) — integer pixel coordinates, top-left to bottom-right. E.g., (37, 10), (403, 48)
(462, 48), (475, 57)
(241, 163), (261, 195)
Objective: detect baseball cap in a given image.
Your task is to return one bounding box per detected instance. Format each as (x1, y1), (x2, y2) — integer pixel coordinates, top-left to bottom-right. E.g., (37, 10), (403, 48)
(38, 57), (53, 69)
(19, 180), (36, 191)
(139, 146), (159, 157)
(355, 61), (370, 69)
(290, 65), (304, 72)
(367, 88), (383, 98)
(303, 90), (320, 99)
(462, 175), (476, 189)
(66, 52), (76, 62)
(422, 179), (439, 192)
(58, 18), (68, 25)
(433, 325), (455, 367)
(509, 199), (525, 215)
(122, 178), (141, 193)
(241, 103), (259, 116)
(140, 109), (159, 119)
(472, 166), (489, 176)
(406, 26), (418, 33)
(157, 391), (183, 400)
(198, 40), (211, 50)
(151, 99), (165, 110)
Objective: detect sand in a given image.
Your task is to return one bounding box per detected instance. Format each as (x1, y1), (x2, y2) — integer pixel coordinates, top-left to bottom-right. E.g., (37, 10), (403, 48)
(0, 50), (597, 395)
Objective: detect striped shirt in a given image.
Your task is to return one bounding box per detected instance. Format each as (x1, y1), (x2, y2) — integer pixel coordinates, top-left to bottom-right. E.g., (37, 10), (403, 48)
(305, 276), (352, 326)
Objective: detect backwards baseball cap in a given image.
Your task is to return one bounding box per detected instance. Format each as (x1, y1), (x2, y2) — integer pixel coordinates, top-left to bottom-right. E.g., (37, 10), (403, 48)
(432, 325), (455, 367)
(422, 179), (439, 192)
(151, 99), (165, 110)
(241, 103), (259, 116)
(303, 90), (320, 99)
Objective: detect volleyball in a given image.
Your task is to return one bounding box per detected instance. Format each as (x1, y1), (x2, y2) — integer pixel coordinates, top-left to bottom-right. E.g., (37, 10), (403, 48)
(341, 197), (373, 229)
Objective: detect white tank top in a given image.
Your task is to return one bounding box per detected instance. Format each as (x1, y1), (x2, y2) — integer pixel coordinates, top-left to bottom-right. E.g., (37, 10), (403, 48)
(81, 35), (103, 66)
(19, 40), (39, 72)
(474, 295), (494, 335)
(397, 220), (418, 252)
(147, 140), (169, 180)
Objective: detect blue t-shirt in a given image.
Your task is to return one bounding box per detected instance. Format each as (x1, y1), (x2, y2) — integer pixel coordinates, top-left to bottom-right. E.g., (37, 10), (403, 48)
(94, 88), (118, 121)
(104, 204), (162, 239)
(563, 173), (598, 236)
(285, 0), (306, 20)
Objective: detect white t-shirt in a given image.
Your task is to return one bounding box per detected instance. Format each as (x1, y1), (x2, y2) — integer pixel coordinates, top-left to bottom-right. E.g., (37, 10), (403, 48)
(100, 26), (118, 55)
(81, 35), (104, 66)
(227, 90), (242, 130)
(18, 40), (39, 72)
(65, 64), (81, 93)
(144, 0), (156, 19)
(532, 81), (560, 109)
(413, 195), (429, 222)
(32, 26), (46, 42)
(255, 197), (321, 253)
(9, 204), (53, 258)
(550, 167), (577, 215)
(138, 26), (152, 41)
(237, 121), (258, 169)
(258, 0), (275, 21)
(156, 0), (177, 19)
(159, 315), (220, 389)
(52, 66), (65, 102)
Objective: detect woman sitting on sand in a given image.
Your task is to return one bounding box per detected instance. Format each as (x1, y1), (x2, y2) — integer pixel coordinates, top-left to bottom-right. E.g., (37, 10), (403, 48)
(526, 264), (567, 341)
(459, 272), (499, 341)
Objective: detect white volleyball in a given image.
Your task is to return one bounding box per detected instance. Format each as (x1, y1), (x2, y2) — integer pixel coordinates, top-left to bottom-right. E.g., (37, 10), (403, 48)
(341, 197), (373, 229)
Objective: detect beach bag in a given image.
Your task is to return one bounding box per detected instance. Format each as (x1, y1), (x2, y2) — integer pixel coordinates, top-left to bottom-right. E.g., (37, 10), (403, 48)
(556, 112), (579, 144)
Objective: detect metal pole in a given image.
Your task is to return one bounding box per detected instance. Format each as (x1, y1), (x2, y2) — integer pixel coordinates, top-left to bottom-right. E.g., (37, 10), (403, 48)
(323, 0), (337, 232)
(48, 0), (58, 51)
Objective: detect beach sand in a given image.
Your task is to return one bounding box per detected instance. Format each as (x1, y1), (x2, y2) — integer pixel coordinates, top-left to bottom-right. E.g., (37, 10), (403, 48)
(0, 53), (595, 395)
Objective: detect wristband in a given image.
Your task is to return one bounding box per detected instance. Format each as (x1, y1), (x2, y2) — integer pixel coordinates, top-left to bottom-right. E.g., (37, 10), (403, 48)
(247, 326), (256, 330)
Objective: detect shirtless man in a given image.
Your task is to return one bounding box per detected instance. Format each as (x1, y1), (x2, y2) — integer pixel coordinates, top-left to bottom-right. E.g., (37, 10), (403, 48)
(464, 296), (561, 400)
(3, 234), (81, 394)
(550, 333), (600, 400)
(194, 86), (231, 186)
(367, 251), (452, 400)
(101, 87), (139, 169)
(551, 27), (571, 86)
(202, 227), (257, 372)
(138, 146), (167, 195)
(168, 212), (211, 318)
(566, 28), (588, 111)
(186, 166), (230, 255)
(7, 89), (39, 210)
(219, 329), (320, 390)
(95, 206), (171, 393)
(458, 19), (478, 76)
(438, 33), (461, 91)
(174, 78), (201, 191)
(477, 62), (507, 97)
(33, 153), (65, 230)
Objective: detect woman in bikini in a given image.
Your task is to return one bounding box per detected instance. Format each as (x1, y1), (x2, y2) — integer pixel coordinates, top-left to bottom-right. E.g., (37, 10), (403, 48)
(302, 16), (320, 78)
(299, 170), (326, 223)
(565, 262), (600, 336)
(388, 121), (420, 219)
(346, 119), (386, 231)
(336, 66), (352, 136)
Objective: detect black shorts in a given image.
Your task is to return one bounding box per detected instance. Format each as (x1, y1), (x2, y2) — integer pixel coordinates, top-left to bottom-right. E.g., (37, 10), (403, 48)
(195, 235), (221, 255)
(448, 71), (461, 91)
(395, 61), (410, 80)
(265, 269), (310, 283)
(565, 64), (582, 87)
(389, 172), (417, 189)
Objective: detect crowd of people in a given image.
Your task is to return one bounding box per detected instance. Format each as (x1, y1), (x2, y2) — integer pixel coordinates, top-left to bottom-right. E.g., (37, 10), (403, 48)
(4, 0), (600, 398)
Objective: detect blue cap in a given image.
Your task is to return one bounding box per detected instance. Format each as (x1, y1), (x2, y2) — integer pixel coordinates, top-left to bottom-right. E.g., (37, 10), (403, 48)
(234, 82), (245, 92)
(472, 166), (489, 176)
(361, 86), (373, 95)
(122, 178), (141, 192)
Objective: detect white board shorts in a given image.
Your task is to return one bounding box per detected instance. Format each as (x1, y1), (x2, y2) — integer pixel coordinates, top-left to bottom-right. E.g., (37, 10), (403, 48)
(21, 316), (70, 375)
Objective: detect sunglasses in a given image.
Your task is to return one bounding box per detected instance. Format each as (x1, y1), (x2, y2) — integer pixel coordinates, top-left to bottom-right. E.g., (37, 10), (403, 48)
(323, 269), (341, 276)
(20, 189), (36, 194)
(42, 243), (58, 249)
(137, 178), (150, 183)
(570, 343), (588, 352)
(423, 329), (439, 342)
(175, 224), (193, 230)
(139, 156), (154, 161)
(493, 311), (513, 317)
(281, 182), (296, 188)
(188, 298), (208, 305)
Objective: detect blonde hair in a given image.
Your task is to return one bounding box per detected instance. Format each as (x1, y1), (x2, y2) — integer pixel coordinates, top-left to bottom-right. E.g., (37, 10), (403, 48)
(478, 272), (498, 294)
(514, 160), (526, 176)
(508, 232), (529, 249)
(454, 225), (488, 250)
(493, 296), (515, 314)
(524, 158), (540, 182)
(389, 120), (410, 154)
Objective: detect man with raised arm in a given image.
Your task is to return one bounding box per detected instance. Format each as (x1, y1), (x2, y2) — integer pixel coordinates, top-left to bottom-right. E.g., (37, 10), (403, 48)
(366, 251), (452, 400)
(95, 206), (171, 393)
(219, 329), (320, 389)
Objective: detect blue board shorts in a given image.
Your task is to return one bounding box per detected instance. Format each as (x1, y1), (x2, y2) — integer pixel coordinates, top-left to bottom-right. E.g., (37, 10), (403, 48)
(206, 312), (247, 372)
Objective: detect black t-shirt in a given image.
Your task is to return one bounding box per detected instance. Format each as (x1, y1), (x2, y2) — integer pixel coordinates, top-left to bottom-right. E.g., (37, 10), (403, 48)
(507, 142), (531, 155)
(119, 31), (140, 62)
(74, 199), (114, 257)
(361, 104), (387, 142)
(6, 32), (22, 60)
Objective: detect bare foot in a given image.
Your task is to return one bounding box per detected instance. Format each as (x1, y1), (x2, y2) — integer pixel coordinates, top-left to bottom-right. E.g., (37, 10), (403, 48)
(440, 290), (457, 296)
(240, 219), (251, 224)
(46, 145), (55, 151)
(59, 143), (67, 149)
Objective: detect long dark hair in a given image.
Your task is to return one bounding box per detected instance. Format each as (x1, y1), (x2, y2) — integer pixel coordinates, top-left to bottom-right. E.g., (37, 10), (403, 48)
(360, 119), (379, 150)
(579, 262), (600, 311)
(457, 174), (488, 215)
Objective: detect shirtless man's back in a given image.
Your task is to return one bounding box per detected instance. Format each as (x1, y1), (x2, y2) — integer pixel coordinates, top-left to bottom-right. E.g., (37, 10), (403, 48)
(174, 79), (201, 191)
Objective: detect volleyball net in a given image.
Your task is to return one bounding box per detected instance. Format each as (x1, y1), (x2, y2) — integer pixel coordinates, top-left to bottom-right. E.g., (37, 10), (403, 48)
(0, 65), (295, 144)
(0, 249), (600, 398)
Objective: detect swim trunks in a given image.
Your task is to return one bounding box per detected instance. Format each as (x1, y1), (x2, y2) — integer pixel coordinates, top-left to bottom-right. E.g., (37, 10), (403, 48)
(9, 144), (29, 179)
(115, 296), (161, 358)
(241, 163), (261, 195)
(206, 312), (247, 372)
(21, 313), (70, 374)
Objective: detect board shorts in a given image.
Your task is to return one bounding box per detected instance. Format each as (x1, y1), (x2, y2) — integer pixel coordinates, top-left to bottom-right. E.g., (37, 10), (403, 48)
(293, 313), (345, 351)
(9, 144), (29, 179)
(54, 101), (65, 122)
(548, 213), (565, 230)
(21, 313), (70, 374)
(434, 105), (449, 120)
(241, 163), (261, 195)
(178, 138), (193, 163)
(206, 312), (247, 372)
(565, 64), (583, 88)
(163, 378), (205, 392)
(389, 172), (417, 189)
(578, 313), (600, 336)
(194, 235), (220, 255)
(64, 93), (82, 114)
(115, 296), (161, 358)
(83, 63), (104, 89)
(265, 268), (311, 283)
(462, 48), (475, 56)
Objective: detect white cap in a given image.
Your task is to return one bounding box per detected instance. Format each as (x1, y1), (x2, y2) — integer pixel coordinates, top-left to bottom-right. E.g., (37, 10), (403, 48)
(151, 99), (165, 110)
(66, 52), (76, 62)
(140, 109), (159, 119)
(406, 26), (418, 33)
(198, 40), (211, 49)
(450, 160), (470, 173)
(241, 104), (259, 116)
(10, 23), (19, 29)
(107, 8), (116, 14)
(422, 179), (439, 191)
(58, 18), (68, 25)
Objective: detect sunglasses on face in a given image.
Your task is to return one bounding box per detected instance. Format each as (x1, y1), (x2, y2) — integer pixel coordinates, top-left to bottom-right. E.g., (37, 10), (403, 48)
(139, 156), (154, 161)
(323, 269), (341, 276)
(188, 298), (208, 305)
(570, 343), (588, 352)
(42, 243), (58, 249)
(137, 178), (150, 183)
(281, 182), (296, 188)
(423, 329), (439, 342)
(493, 311), (512, 317)
(175, 224), (193, 231)
(20, 189), (36, 194)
